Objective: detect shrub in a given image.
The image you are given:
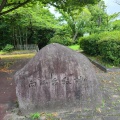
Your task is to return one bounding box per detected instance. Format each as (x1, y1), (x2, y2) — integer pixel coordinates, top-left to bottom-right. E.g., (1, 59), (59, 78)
(80, 31), (120, 66)
(2, 44), (14, 52)
(80, 34), (100, 55)
(49, 35), (74, 46)
(98, 31), (120, 66)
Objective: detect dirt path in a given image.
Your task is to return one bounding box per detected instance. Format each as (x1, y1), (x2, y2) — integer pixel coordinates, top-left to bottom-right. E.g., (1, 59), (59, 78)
(0, 59), (30, 120)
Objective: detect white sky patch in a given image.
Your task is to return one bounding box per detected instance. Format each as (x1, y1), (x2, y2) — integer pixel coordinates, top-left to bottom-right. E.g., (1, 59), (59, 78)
(48, 6), (61, 18)
(104, 0), (120, 15)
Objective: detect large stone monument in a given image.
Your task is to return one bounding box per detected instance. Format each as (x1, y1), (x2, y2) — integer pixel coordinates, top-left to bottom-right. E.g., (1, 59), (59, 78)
(14, 43), (101, 114)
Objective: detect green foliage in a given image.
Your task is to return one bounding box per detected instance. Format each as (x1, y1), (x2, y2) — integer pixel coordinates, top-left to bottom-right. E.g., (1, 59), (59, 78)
(87, 1), (109, 34)
(0, 0), (100, 16)
(98, 31), (120, 66)
(80, 34), (100, 55)
(29, 112), (59, 120)
(0, 2), (60, 49)
(30, 112), (40, 120)
(68, 44), (80, 51)
(2, 44), (14, 52)
(80, 31), (120, 66)
(49, 25), (73, 46)
(57, 5), (92, 41)
(112, 20), (120, 30)
(50, 35), (73, 46)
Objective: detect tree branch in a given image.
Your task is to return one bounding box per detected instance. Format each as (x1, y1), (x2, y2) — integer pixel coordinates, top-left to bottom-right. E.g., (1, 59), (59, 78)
(116, 1), (120, 5)
(0, 0), (7, 13)
(0, 0), (31, 16)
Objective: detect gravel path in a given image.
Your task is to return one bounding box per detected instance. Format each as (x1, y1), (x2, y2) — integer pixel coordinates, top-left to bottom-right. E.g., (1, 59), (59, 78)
(0, 59), (30, 120)
(58, 70), (120, 120)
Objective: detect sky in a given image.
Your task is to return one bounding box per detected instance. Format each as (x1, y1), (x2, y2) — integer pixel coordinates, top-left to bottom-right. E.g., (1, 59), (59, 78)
(104, 0), (120, 14)
(49, 6), (61, 18)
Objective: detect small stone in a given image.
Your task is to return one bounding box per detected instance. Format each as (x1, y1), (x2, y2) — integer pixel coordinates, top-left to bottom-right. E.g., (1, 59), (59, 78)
(96, 108), (101, 113)
(40, 116), (46, 120)
(112, 95), (119, 98)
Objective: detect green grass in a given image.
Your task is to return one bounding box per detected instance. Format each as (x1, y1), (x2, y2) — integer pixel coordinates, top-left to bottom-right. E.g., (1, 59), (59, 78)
(0, 50), (36, 59)
(0, 53), (35, 59)
(0, 51), (6, 55)
(84, 54), (119, 68)
(0, 50), (36, 55)
(68, 44), (80, 51)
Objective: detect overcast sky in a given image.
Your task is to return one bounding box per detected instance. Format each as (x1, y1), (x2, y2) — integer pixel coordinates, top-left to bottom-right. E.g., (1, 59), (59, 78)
(104, 0), (120, 14)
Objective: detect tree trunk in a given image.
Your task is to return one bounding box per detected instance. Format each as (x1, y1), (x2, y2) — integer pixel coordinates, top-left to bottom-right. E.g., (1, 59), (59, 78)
(18, 26), (22, 46)
(73, 30), (78, 41)
(15, 28), (19, 49)
(25, 28), (28, 50)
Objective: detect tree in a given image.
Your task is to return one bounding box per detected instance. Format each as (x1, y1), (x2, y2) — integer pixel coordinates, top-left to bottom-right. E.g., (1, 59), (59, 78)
(0, 0), (31, 16)
(112, 20), (120, 30)
(0, 0), (100, 16)
(55, 1), (106, 41)
(86, 0), (109, 34)
(0, 2), (60, 49)
(116, 0), (120, 5)
(57, 7), (91, 41)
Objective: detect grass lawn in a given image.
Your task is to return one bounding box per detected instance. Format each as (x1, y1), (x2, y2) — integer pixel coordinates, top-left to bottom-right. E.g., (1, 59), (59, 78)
(0, 53), (35, 70)
(0, 51), (6, 55)
(0, 53), (35, 59)
(68, 44), (81, 51)
(0, 50), (36, 59)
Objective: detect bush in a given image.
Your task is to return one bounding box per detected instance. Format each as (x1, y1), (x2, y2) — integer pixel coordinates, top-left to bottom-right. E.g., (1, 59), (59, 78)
(2, 44), (14, 52)
(80, 31), (120, 66)
(80, 34), (100, 55)
(49, 35), (74, 46)
(98, 31), (120, 66)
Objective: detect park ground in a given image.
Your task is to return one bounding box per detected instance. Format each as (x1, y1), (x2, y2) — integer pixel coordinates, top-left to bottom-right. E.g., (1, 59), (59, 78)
(0, 51), (120, 120)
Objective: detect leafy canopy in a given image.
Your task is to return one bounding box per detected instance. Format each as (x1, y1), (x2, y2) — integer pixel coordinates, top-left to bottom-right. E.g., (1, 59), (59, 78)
(0, 0), (100, 16)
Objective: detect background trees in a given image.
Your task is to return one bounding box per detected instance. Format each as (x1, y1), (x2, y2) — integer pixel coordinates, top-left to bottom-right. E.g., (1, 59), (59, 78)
(0, 2), (60, 49)
(0, 0), (101, 50)
(0, 0), (120, 51)
(0, 0), (100, 16)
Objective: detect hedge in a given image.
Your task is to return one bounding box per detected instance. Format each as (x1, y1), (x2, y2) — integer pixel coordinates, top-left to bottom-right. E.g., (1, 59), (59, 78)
(80, 34), (100, 55)
(98, 31), (120, 66)
(80, 31), (120, 66)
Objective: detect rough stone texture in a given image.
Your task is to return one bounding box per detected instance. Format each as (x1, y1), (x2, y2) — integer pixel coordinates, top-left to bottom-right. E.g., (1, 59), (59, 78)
(3, 113), (25, 120)
(14, 43), (101, 114)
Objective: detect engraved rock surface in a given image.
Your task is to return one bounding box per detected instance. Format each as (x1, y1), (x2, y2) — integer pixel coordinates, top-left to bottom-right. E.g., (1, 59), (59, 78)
(14, 43), (101, 114)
